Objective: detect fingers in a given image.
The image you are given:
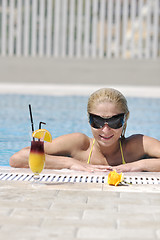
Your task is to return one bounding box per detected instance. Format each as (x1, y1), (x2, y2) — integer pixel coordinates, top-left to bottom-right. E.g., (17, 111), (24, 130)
(113, 165), (128, 173)
(71, 162), (114, 173)
(87, 165), (113, 173)
(91, 165), (113, 171)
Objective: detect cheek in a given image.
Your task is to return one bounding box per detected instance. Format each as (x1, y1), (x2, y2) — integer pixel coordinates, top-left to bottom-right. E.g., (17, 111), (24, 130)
(114, 128), (123, 138)
(91, 128), (99, 137)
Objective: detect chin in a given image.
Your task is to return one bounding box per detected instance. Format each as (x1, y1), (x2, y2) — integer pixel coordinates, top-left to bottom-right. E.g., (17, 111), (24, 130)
(98, 138), (115, 147)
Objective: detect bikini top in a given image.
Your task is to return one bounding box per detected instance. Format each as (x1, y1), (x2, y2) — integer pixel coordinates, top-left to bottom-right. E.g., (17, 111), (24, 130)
(87, 138), (126, 165)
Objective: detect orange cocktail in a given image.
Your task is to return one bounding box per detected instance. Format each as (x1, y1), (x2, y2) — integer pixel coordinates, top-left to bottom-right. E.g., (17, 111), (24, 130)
(29, 140), (45, 177)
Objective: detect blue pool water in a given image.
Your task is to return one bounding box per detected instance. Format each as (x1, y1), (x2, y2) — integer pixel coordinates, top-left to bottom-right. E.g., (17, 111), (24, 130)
(0, 94), (160, 166)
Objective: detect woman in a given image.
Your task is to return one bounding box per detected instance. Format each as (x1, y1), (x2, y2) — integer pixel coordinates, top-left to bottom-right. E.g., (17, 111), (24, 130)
(10, 88), (160, 172)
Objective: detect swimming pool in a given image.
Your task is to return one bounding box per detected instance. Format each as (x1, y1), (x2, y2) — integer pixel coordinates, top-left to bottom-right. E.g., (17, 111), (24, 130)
(0, 94), (160, 166)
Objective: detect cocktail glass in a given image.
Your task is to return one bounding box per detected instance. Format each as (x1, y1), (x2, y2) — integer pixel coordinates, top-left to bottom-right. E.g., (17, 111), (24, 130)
(29, 140), (45, 183)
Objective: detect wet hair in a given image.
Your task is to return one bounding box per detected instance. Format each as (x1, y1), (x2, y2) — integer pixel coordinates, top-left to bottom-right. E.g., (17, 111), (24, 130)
(87, 88), (129, 138)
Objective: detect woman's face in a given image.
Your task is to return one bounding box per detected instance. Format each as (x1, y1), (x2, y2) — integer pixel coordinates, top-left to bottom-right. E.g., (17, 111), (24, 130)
(90, 101), (124, 147)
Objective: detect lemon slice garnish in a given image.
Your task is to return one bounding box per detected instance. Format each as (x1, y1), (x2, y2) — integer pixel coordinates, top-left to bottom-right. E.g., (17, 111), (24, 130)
(32, 129), (52, 142)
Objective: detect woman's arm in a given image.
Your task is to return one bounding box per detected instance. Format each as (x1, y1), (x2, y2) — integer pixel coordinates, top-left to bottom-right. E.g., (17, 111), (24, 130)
(112, 158), (160, 172)
(141, 135), (160, 171)
(10, 146), (30, 168)
(44, 154), (112, 172)
(44, 132), (88, 156)
(113, 135), (160, 172)
(9, 133), (86, 168)
(9, 133), (112, 172)
(9, 146), (112, 172)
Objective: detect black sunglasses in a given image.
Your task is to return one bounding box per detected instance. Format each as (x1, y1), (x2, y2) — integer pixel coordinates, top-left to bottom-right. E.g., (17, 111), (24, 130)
(89, 113), (125, 129)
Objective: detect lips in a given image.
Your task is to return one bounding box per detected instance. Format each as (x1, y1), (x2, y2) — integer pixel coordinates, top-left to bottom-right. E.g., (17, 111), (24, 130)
(99, 134), (114, 140)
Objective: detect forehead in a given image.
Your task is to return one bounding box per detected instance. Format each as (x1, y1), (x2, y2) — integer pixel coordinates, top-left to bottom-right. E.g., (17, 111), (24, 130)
(91, 101), (122, 117)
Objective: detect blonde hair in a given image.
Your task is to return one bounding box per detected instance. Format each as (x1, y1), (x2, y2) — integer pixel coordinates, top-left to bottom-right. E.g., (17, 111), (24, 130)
(87, 88), (129, 138)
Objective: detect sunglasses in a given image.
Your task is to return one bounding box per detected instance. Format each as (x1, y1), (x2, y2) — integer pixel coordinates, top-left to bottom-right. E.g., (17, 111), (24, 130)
(89, 113), (125, 129)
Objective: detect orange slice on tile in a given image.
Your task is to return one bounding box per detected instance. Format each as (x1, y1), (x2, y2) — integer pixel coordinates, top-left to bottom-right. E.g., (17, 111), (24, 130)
(108, 170), (123, 186)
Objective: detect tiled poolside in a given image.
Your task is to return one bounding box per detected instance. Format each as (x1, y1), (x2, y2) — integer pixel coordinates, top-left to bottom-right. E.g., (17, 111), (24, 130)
(0, 166), (160, 240)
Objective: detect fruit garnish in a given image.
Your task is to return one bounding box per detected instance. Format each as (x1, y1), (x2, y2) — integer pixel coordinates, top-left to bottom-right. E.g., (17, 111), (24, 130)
(32, 129), (52, 142)
(107, 170), (123, 186)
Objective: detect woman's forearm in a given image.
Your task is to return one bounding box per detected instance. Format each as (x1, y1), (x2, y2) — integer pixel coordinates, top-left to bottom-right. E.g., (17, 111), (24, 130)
(10, 147), (85, 171)
(142, 158), (160, 172)
(112, 158), (160, 172)
(44, 154), (80, 170)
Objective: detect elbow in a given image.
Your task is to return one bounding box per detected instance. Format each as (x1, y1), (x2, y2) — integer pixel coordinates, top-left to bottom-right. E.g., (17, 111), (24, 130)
(9, 154), (21, 168)
(9, 148), (29, 168)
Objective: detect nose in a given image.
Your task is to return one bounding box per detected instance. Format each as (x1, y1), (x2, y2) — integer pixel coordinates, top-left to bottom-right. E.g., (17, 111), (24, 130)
(102, 123), (111, 131)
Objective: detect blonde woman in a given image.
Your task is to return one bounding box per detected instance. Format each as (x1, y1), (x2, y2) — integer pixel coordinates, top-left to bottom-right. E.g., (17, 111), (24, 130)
(10, 88), (160, 172)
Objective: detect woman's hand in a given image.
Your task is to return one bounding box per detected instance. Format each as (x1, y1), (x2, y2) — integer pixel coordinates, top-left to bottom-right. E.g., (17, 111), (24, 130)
(111, 161), (144, 173)
(70, 161), (113, 172)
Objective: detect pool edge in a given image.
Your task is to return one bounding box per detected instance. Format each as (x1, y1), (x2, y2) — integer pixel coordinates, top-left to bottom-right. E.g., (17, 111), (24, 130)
(0, 83), (160, 98)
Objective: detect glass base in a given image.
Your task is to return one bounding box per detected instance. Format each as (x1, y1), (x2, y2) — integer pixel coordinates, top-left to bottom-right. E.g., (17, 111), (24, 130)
(33, 174), (40, 181)
(31, 174), (43, 186)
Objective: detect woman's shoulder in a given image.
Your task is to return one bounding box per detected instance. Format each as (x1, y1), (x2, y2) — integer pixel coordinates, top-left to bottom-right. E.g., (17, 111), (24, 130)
(124, 134), (160, 155)
(125, 134), (159, 144)
(125, 134), (144, 141)
(119, 134), (160, 163)
(61, 132), (91, 150)
(66, 132), (89, 141)
(123, 134), (144, 152)
(47, 132), (91, 156)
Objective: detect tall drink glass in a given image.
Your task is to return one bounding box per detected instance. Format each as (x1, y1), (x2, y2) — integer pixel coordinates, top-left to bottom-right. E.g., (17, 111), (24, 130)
(29, 140), (45, 182)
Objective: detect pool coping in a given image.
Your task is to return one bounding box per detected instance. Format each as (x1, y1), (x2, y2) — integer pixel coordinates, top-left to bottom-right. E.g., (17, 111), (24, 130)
(1, 166), (160, 193)
(0, 83), (160, 98)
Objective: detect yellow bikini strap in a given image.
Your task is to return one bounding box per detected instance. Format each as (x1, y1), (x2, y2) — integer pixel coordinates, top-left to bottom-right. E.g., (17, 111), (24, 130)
(119, 139), (126, 164)
(87, 138), (95, 164)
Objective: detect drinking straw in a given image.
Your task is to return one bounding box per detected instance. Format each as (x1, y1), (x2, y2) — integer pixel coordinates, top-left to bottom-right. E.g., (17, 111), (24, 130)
(39, 122), (46, 129)
(38, 122), (46, 141)
(29, 104), (35, 141)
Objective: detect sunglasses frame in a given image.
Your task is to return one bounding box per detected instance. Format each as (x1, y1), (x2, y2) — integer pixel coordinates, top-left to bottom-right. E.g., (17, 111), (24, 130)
(88, 112), (125, 129)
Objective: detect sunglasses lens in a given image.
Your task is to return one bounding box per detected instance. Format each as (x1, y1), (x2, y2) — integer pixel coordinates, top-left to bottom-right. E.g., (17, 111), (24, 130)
(108, 115), (124, 129)
(89, 114), (104, 129)
(89, 113), (125, 129)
